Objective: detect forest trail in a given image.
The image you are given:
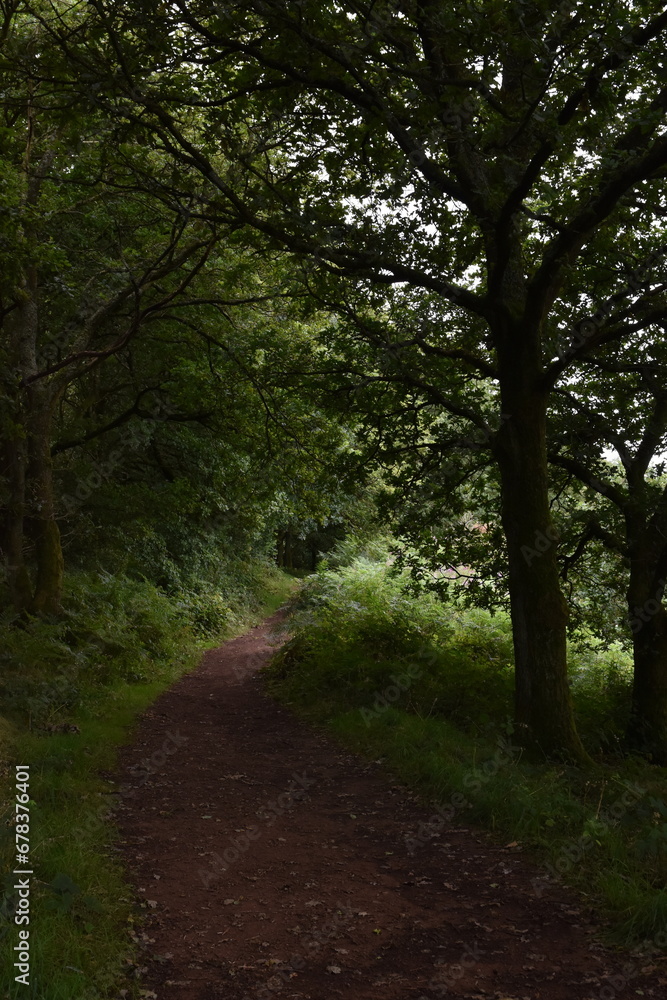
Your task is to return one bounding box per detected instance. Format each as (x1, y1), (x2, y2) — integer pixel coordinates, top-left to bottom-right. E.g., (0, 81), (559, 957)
(113, 612), (665, 1000)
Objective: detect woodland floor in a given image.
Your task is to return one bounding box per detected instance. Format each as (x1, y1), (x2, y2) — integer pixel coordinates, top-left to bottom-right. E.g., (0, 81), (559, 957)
(112, 611), (667, 1000)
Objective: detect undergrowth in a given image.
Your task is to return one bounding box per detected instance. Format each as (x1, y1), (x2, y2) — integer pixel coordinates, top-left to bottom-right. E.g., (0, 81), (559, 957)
(265, 556), (667, 947)
(0, 560), (295, 1000)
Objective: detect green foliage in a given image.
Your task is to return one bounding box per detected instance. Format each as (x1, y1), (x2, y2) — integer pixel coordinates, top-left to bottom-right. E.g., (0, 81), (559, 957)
(318, 531), (395, 571)
(83, 0), (667, 760)
(273, 555), (514, 735)
(0, 573), (189, 728)
(569, 645), (634, 754)
(174, 559), (291, 637)
(0, 695), (170, 1000)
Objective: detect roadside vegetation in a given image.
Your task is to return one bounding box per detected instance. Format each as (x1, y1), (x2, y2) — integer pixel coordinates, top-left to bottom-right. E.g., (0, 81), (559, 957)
(266, 550), (667, 947)
(0, 561), (296, 1000)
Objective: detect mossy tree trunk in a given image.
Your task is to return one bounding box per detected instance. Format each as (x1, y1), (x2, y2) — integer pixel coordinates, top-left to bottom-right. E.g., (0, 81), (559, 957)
(1, 110), (65, 614)
(3, 259), (64, 614)
(0, 433), (33, 611)
(625, 509), (667, 763)
(26, 387), (64, 614)
(628, 608), (667, 764)
(494, 325), (588, 764)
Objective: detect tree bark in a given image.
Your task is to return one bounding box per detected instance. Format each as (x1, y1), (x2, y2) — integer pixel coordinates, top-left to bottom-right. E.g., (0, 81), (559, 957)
(625, 529), (667, 762)
(494, 340), (588, 763)
(3, 250), (65, 613)
(0, 388), (65, 615)
(0, 434), (33, 611)
(0, 102), (65, 613)
(3, 267), (40, 612)
(628, 608), (667, 764)
(26, 387), (64, 614)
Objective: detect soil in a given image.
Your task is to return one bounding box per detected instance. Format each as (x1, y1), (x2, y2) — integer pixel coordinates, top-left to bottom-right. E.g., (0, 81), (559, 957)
(112, 611), (667, 1000)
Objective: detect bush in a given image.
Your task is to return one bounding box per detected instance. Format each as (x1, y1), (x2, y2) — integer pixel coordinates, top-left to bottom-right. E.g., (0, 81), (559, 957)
(174, 558), (288, 637)
(569, 643), (633, 754)
(0, 572), (189, 728)
(271, 558), (515, 734)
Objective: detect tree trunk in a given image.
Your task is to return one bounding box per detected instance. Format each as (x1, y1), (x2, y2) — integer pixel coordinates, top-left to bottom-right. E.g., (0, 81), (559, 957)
(26, 389), (64, 614)
(1, 388), (64, 615)
(626, 545), (667, 762)
(628, 610), (667, 764)
(0, 434), (33, 611)
(494, 355), (588, 763)
(3, 266), (40, 612)
(3, 249), (64, 613)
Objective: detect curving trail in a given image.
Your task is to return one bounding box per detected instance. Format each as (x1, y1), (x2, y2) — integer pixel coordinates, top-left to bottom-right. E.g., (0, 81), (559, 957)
(113, 612), (665, 999)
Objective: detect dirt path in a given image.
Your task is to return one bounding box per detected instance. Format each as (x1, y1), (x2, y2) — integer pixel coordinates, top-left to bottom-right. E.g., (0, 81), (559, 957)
(113, 612), (665, 1000)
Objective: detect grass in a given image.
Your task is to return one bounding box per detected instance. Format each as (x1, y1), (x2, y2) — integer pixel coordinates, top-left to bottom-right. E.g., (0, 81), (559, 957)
(0, 561), (297, 1000)
(264, 556), (667, 947)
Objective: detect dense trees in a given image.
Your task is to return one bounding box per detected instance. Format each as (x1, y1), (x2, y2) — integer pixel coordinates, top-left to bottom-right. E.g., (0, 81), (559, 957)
(0, 4), (354, 617)
(3, 1), (667, 762)
(0, 8), (226, 611)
